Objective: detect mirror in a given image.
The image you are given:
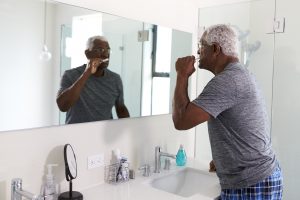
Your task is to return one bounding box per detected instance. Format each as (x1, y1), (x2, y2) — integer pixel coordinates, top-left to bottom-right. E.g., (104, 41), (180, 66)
(65, 144), (77, 179)
(59, 144), (83, 200)
(0, 0), (192, 132)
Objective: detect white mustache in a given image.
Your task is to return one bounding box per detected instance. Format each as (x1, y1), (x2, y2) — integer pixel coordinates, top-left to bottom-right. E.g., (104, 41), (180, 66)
(197, 58), (202, 68)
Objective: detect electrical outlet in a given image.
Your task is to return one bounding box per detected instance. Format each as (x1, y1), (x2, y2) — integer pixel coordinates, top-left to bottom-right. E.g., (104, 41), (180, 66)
(87, 154), (104, 169)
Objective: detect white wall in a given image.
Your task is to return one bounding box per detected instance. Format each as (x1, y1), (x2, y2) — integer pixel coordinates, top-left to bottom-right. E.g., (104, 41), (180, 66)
(0, 0), (198, 199)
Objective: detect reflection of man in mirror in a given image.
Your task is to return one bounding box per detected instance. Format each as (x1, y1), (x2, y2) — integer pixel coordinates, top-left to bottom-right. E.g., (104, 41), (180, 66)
(173, 24), (282, 199)
(57, 36), (130, 124)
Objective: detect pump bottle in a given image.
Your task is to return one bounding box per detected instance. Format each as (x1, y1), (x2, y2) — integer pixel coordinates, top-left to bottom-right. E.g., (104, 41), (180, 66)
(41, 164), (59, 200)
(176, 144), (187, 166)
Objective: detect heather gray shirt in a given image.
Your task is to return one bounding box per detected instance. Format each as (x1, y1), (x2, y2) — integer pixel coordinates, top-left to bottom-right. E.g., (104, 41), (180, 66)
(192, 62), (276, 189)
(59, 65), (124, 124)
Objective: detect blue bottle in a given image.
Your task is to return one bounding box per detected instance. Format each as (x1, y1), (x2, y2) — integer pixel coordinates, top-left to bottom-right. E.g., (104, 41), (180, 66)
(176, 144), (187, 166)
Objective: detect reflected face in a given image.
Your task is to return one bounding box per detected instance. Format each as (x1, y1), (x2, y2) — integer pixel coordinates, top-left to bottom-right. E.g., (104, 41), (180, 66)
(88, 39), (111, 69)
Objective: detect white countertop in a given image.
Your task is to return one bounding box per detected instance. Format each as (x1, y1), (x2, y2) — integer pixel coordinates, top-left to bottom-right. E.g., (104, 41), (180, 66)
(81, 159), (221, 200)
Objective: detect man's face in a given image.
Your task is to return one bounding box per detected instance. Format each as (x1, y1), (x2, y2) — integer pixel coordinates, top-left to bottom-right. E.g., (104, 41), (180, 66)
(197, 33), (214, 71)
(88, 39), (111, 69)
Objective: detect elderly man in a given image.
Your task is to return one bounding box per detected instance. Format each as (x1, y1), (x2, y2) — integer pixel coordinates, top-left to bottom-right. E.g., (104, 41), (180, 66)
(57, 36), (129, 124)
(173, 24), (283, 199)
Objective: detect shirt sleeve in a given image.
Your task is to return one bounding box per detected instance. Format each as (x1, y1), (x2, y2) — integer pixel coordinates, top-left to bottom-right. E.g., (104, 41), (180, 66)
(192, 73), (237, 118)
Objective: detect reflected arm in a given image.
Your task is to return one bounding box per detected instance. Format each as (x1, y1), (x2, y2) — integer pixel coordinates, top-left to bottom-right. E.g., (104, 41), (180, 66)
(172, 74), (210, 130)
(56, 69), (92, 112)
(116, 104), (130, 118)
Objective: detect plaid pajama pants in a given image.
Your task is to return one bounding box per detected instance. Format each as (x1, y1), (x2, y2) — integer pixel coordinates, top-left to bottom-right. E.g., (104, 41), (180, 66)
(219, 165), (283, 200)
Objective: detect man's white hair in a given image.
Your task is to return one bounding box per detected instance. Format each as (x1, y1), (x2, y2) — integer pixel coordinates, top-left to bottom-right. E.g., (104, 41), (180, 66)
(203, 24), (238, 58)
(86, 35), (108, 50)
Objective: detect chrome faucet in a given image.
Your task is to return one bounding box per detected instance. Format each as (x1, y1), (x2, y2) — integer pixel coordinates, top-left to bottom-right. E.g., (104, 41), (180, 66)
(154, 146), (176, 173)
(11, 178), (43, 200)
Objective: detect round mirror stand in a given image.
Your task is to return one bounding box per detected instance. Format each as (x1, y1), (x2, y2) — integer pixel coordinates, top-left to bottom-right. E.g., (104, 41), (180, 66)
(58, 189), (83, 200)
(58, 190), (83, 200)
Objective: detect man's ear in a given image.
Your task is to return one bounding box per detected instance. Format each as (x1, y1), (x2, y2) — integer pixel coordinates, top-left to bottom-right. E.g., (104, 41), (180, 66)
(213, 44), (221, 55)
(85, 49), (91, 59)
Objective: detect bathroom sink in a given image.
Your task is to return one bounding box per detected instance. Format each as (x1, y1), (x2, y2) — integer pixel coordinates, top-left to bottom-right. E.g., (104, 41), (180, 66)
(147, 167), (220, 198)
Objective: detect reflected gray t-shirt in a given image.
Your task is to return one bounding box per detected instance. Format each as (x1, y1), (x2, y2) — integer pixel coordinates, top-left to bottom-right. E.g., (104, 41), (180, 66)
(192, 62), (276, 189)
(59, 65), (124, 124)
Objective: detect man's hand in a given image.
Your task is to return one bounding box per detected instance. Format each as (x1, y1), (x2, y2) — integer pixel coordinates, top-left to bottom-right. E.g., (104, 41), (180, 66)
(209, 160), (216, 172)
(175, 56), (196, 77)
(86, 58), (102, 74)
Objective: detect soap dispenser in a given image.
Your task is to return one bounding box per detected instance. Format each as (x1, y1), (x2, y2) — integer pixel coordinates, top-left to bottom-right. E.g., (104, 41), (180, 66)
(176, 144), (187, 166)
(42, 164), (59, 200)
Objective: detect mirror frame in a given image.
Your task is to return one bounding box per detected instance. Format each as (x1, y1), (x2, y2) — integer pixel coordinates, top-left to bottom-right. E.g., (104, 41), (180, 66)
(64, 144), (77, 180)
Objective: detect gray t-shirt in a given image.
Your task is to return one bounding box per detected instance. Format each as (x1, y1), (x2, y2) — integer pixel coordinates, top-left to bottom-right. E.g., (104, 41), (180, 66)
(192, 62), (276, 189)
(59, 65), (124, 124)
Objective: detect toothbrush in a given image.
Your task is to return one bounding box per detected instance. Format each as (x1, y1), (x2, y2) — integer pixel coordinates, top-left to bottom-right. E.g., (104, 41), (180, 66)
(101, 58), (109, 63)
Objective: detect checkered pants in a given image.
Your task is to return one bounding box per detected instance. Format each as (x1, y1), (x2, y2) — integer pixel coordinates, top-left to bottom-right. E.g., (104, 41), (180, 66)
(219, 165), (283, 200)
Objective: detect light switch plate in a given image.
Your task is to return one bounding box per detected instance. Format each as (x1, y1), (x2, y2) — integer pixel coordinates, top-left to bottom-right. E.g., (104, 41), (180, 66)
(87, 154), (104, 169)
(266, 17), (285, 34)
(274, 17), (285, 33)
(138, 30), (149, 42)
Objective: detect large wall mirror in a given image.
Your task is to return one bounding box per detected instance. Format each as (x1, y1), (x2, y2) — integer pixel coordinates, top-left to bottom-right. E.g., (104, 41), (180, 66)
(0, 0), (192, 132)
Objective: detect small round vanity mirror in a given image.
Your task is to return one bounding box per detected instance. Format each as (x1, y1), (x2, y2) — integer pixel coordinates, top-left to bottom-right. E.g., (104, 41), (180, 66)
(58, 144), (83, 200)
(65, 144), (77, 180)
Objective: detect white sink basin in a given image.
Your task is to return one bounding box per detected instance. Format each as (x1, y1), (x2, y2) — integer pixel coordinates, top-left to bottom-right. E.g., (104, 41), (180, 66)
(147, 167), (220, 198)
